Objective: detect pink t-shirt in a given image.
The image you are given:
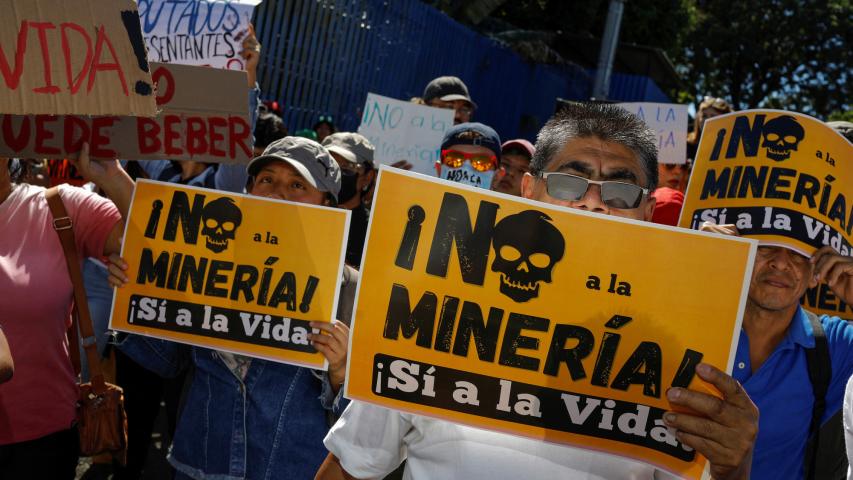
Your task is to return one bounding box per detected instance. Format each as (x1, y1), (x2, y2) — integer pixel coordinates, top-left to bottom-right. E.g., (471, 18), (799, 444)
(0, 183), (120, 444)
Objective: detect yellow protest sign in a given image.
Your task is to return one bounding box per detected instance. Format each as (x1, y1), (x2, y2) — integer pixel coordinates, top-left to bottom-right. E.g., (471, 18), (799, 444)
(679, 110), (853, 320)
(346, 168), (757, 479)
(109, 179), (350, 369)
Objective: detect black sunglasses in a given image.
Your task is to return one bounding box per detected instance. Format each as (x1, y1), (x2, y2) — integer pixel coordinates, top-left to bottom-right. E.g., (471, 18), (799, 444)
(541, 172), (649, 209)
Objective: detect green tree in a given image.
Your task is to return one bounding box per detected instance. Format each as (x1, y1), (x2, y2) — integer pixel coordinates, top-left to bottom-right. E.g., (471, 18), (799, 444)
(435, 0), (850, 118)
(828, 109), (853, 122)
(681, 0), (851, 117)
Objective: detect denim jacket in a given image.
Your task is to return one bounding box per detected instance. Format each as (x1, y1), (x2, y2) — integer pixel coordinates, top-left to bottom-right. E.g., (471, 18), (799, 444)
(117, 266), (358, 480)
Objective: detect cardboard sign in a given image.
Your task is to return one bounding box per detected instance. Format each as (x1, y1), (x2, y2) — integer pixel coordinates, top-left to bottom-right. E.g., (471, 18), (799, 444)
(0, 0), (157, 117)
(617, 102), (688, 165)
(679, 110), (853, 320)
(357, 93), (454, 176)
(0, 63), (252, 164)
(346, 167), (758, 479)
(138, 0), (261, 70)
(109, 180), (351, 369)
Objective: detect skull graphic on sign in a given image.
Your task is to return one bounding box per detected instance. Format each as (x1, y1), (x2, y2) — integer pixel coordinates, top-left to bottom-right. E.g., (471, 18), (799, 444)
(200, 197), (243, 253)
(761, 115), (805, 161)
(491, 210), (565, 302)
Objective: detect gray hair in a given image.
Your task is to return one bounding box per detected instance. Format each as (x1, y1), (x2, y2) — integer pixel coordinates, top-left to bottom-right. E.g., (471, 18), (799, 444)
(530, 103), (659, 189)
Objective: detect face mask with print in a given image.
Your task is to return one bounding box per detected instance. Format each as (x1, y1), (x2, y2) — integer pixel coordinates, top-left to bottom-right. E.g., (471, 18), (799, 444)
(441, 163), (495, 190)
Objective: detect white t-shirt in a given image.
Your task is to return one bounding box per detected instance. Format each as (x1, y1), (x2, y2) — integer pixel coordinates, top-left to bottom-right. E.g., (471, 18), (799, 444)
(324, 401), (678, 480)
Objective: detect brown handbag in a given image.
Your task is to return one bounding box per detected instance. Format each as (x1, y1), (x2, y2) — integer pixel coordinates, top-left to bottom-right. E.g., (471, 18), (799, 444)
(45, 187), (128, 465)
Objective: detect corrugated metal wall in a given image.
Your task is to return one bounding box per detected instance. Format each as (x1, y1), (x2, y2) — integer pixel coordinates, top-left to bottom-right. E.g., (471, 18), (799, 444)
(253, 0), (669, 142)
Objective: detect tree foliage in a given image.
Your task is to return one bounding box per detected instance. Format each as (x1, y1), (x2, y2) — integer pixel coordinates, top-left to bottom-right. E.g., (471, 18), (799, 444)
(681, 0), (851, 118)
(434, 0), (850, 119)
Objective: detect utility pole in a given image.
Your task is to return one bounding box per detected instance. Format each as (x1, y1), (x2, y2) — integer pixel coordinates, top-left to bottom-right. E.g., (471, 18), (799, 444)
(592, 0), (625, 100)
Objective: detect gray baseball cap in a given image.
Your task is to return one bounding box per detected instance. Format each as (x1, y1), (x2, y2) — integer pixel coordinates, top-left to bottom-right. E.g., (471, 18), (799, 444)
(423, 76), (477, 109)
(322, 132), (375, 166)
(247, 136), (341, 202)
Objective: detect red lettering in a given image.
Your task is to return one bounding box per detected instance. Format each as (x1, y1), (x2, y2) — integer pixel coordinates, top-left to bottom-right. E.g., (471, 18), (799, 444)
(163, 115), (182, 156)
(208, 117), (227, 157)
(34, 115), (61, 155)
(0, 21), (29, 89)
(30, 22), (60, 94)
(152, 66), (174, 106)
(88, 25), (128, 95)
(89, 117), (117, 158)
(63, 116), (90, 153)
(186, 117), (208, 156)
(137, 118), (161, 154)
(228, 116), (251, 159)
(1, 115), (31, 152)
(60, 23), (92, 94)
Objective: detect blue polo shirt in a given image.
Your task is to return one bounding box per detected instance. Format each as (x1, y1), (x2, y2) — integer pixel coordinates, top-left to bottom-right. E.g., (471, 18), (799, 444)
(733, 307), (853, 479)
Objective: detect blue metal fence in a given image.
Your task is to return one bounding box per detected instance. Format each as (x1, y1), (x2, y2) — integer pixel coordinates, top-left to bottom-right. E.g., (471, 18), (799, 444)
(253, 0), (670, 142)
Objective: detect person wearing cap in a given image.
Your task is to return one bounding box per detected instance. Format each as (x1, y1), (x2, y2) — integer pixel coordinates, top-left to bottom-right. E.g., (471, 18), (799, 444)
(323, 133), (376, 268)
(317, 103), (758, 480)
(92, 28), (268, 479)
(436, 122), (502, 190)
(650, 186), (685, 226)
(108, 137), (359, 480)
(314, 114), (337, 143)
(423, 76), (476, 125)
(492, 139), (534, 196)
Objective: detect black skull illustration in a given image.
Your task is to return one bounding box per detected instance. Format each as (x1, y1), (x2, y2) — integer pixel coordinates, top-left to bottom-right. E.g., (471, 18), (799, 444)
(761, 115), (805, 161)
(201, 197), (242, 253)
(491, 210), (565, 302)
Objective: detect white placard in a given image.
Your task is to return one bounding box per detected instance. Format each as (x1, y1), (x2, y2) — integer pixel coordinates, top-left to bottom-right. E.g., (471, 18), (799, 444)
(138, 0), (262, 70)
(618, 102), (688, 165)
(358, 93), (455, 176)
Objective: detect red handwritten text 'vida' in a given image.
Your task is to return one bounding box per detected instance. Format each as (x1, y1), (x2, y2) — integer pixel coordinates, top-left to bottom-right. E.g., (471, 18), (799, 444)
(1, 20), (133, 95)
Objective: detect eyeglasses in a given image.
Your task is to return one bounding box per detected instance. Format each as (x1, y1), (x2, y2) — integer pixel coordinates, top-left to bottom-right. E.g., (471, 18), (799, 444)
(441, 150), (497, 172)
(540, 172), (649, 209)
(455, 106), (473, 116)
(432, 102), (473, 116)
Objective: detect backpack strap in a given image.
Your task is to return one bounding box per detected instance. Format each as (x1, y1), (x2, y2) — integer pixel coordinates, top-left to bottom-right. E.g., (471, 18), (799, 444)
(803, 308), (830, 480)
(45, 187), (108, 396)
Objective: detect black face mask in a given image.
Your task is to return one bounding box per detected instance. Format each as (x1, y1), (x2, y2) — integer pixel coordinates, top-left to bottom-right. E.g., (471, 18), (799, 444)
(339, 170), (359, 204)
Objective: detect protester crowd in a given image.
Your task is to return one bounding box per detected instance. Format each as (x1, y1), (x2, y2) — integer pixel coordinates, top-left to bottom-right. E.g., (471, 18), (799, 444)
(2, 23), (853, 480)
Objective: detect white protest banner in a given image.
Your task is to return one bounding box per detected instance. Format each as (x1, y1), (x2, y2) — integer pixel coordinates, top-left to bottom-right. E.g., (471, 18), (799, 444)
(137, 0), (262, 70)
(358, 93), (454, 176)
(617, 103), (688, 165)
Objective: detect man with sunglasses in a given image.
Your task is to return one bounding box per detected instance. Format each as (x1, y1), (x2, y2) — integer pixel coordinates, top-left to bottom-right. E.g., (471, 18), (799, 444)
(526, 103), (853, 479)
(316, 103), (758, 480)
(435, 122), (502, 190)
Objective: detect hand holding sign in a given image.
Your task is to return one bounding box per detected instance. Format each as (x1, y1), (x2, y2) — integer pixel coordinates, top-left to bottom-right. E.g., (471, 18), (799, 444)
(309, 320), (350, 392)
(68, 143), (117, 187)
(663, 363), (758, 480)
(107, 253), (129, 287)
(240, 24), (261, 87)
(812, 246), (853, 305)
